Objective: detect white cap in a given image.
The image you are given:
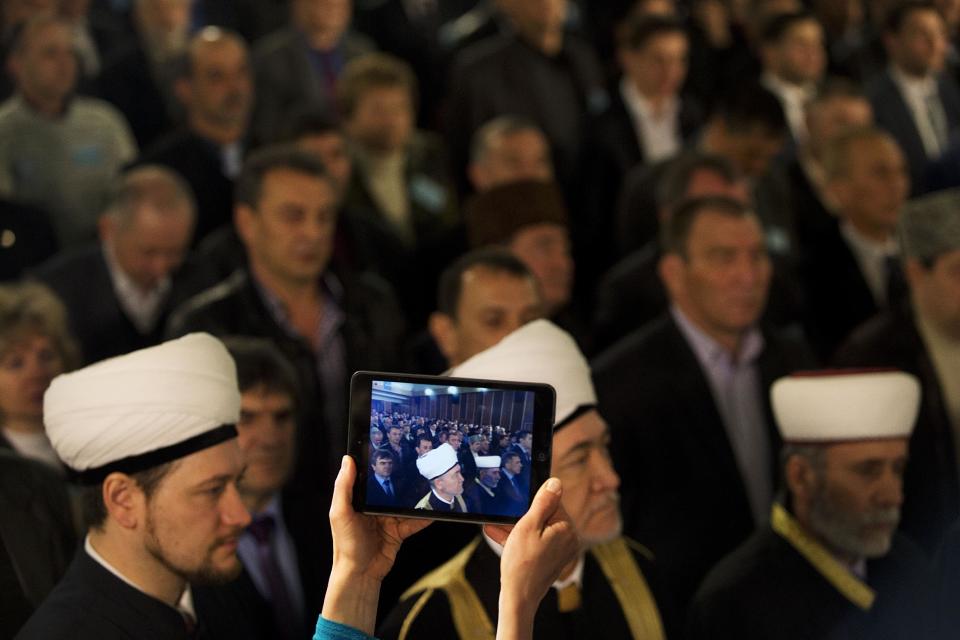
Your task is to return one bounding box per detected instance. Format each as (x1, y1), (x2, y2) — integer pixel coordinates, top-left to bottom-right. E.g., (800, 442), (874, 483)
(476, 455), (501, 469)
(771, 370), (921, 443)
(44, 333), (241, 482)
(416, 443), (459, 480)
(450, 320), (595, 428)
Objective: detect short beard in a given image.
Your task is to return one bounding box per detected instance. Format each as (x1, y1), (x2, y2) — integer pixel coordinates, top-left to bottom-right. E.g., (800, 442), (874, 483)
(808, 491), (900, 559)
(579, 493), (623, 548)
(144, 514), (242, 586)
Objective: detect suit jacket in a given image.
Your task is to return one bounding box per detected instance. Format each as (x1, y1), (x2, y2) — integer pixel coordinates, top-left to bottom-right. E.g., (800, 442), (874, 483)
(251, 28), (374, 142)
(688, 525), (934, 639)
(366, 474), (401, 508)
(493, 472), (525, 517)
(936, 518), (960, 637)
(579, 89), (700, 280)
(32, 244), (175, 365)
(446, 33), (606, 192)
(592, 313), (813, 610)
(192, 487), (330, 640)
(166, 268), (406, 494)
(96, 43), (175, 150)
(137, 129), (237, 245)
(0, 451), (75, 639)
(799, 221), (883, 362)
(833, 304), (960, 554)
(16, 549), (194, 640)
(867, 69), (960, 195)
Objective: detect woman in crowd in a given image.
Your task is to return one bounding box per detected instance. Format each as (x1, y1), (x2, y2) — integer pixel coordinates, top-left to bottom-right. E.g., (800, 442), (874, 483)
(0, 282), (79, 471)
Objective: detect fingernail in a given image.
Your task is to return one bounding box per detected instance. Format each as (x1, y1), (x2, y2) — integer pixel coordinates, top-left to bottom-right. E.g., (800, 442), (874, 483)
(544, 478), (561, 494)
(341, 455), (349, 470)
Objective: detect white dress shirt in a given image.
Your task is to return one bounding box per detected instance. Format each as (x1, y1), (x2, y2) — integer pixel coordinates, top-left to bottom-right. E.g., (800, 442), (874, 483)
(620, 78), (681, 164)
(889, 65), (948, 158)
(103, 244), (171, 334)
(839, 221), (899, 306)
(761, 73), (816, 144)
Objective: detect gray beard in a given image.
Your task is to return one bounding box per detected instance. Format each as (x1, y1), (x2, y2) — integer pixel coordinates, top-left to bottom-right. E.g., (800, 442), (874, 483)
(808, 494), (900, 559)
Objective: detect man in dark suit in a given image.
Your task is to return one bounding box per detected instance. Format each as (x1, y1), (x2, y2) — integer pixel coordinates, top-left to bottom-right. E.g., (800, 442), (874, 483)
(834, 188), (960, 555)
(800, 127), (910, 361)
(445, 0), (606, 195)
(137, 28), (253, 245)
(867, 2), (960, 195)
(250, 0), (375, 143)
(593, 196), (813, 612)
(0, 450), (76, 639)
(194, 337), (329, 640)
(582, 14), (700, 281)
(365, 448), (401, 508)
(166, 145), (405, 501)
(95, 0), (189, 149)
(495, 450), (526, 517)
(33, 165), (195, 365)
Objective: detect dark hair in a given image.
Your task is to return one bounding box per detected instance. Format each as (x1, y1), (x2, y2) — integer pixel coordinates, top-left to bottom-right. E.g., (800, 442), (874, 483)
(386, 423), (402, 433)
(885, 1), (938, 33)
(661, 196), (756, 256)
(655, 152), (739, 213)
(279, 107), (342, 143)
(371, 448), (395, 464)
(501, 451), (521, 466)
(619, 14), (687, 50)
(515, 430), (532, 440)
(759, 11), (818, 45)
(81, 462), (176, 530)
(436, 247), (534, 317)
(336, 52), (418, 118)
(711, 82), (787, 136)
(234, 144), (333, 208)
(416, 432), (433, 446)
(222, 336), (300, 402)
(809, 76), (867, 104)
(173, 27), (247, 80)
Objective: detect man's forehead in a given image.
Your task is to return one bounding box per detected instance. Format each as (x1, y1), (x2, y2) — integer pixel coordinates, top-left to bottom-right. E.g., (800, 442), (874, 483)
(826, 439), (909, 462)
(173, 439), (245, 484)
(552, 409), (607, 453)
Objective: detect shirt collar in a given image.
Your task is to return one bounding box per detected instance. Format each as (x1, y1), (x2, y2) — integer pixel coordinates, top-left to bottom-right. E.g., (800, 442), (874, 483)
(671, 305), (765, 367)
(103, 242), (171, 300)
(619, 77), (678, 121)
(761, 72), (816, 103)
(839, 220), (899, 260)
(889, 64), (938, 97)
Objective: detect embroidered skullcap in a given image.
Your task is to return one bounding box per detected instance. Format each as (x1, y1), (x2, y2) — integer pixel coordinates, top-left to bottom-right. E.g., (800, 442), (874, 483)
(417, 443), (460, 481)
(450, 319), (595, 429)
(44, 333), (241, 483)
(771, 370), (920, 442)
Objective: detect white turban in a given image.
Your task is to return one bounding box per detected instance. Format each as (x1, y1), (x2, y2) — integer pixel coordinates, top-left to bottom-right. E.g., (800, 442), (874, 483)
(771, 371), (921, 442)
(44, 333), (241, 481)
(477, 455), (501, 469)
(450, 320), (596, 427)
(417, 443), (459, 481)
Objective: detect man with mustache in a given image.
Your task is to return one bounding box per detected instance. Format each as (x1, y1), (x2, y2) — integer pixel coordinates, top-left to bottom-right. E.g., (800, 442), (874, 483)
(16, 333), (251, 639)
(379, 320), (672, 640)
(688, 370), (935, 639)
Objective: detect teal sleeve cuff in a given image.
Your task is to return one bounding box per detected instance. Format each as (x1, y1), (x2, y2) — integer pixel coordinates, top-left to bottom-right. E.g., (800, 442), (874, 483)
(313, 615), (378, 640)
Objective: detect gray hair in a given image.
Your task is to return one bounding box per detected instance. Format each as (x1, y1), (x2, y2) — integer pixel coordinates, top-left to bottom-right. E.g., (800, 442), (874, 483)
(899, 188), (960, 266)
(105, 165), (196, 229)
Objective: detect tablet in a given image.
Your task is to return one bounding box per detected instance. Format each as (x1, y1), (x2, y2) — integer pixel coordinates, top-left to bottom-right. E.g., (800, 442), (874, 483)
(348, 371), (556, 525)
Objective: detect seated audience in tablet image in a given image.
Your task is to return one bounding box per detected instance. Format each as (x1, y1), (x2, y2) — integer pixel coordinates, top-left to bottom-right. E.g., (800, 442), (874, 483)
(367, 380), (537, 516)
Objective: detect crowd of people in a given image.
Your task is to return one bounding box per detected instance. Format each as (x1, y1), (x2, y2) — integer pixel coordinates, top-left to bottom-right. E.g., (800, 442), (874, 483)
(367, 410), (533, 516)
(2, 0), (960, 637)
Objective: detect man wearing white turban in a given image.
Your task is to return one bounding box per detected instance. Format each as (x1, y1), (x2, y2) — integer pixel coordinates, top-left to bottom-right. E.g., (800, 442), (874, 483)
(688, 370), (936, 639)
(17, 333), (251, 639)
(378, 320), (672, 640)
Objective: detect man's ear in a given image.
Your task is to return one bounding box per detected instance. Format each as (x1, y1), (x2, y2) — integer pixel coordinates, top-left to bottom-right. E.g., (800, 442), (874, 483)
(234, 204), (255, 246)
(428, 312), (458, 365)
(785, 455), (818, 509)
(102, 473), (146, 530)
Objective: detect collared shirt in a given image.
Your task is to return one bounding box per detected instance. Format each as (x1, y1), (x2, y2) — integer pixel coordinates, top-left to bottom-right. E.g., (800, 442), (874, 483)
(483, 531), (585, 591)
(221, 142), (244, 179)
(238, 495), (307, 620)
(0, 427), (62, 471)
(375, 474), (396, 496)
(103, 243), (171, 334)
(761, 73), (816, 144)
(915, 308), (960, 488)
(431, 488), (455, 506)
(889, 65), (948, 158)
(839, 221), (899, 306)
(354, 148), (413, 242)
(671, 305), (772, 525)
(84, 535), (196, 621)
(620, 77), (681, 164)
(254, 273), (347, 433)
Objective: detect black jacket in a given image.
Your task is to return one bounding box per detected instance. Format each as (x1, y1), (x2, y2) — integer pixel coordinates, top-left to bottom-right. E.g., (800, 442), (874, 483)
(592, 313), (813, 610)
